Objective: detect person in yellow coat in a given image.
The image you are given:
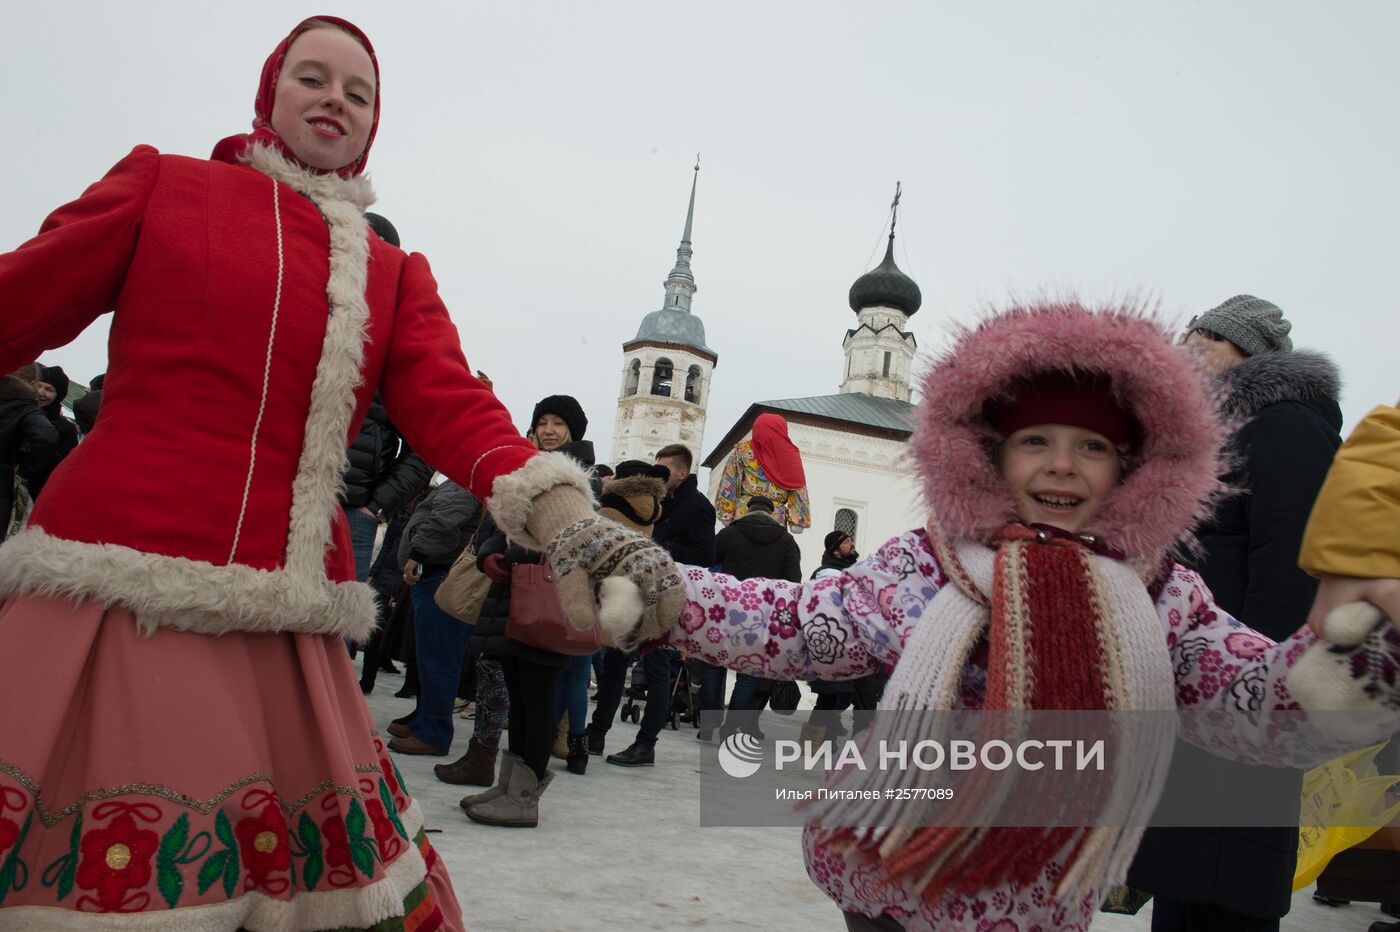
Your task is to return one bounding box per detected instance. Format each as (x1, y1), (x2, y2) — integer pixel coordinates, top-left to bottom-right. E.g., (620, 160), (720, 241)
(1300, 400), (1400, 924)
(1303, 401), (1400, 629)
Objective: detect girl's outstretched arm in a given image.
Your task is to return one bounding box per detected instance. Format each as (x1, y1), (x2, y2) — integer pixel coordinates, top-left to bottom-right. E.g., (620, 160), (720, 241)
(1160, 564), (1399, 767)
(663, 528), (945, 681)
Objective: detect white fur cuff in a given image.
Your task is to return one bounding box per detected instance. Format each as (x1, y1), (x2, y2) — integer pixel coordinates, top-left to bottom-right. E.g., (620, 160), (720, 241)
(0, 529), (378, 640)
(487, 452), (597, 550)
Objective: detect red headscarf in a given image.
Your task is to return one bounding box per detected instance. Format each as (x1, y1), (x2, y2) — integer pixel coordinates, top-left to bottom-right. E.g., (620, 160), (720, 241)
(211, 16), (380, 178)
(750, 413), (807, 491)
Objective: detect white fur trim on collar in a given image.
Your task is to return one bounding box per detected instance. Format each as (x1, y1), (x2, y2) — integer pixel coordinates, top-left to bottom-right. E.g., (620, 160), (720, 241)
(244, 144), (376, 213)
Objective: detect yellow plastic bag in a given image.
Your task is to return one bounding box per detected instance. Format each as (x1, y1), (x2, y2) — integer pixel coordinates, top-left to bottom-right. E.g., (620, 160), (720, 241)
(1294, 742), (1400, 891)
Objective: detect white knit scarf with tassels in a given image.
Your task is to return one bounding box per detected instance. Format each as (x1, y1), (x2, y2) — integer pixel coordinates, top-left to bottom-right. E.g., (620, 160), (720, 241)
(818, 530), (1178, 904)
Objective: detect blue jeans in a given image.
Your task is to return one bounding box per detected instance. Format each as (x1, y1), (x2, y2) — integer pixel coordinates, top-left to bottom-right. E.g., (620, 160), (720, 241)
(553, 654), (592, 734)
(342, 506), (378, 582)
(409, 572), (474, 750)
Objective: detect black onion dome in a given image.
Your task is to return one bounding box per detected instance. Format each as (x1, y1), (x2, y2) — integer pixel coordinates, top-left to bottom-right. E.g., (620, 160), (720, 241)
(848, 237), (921, 315)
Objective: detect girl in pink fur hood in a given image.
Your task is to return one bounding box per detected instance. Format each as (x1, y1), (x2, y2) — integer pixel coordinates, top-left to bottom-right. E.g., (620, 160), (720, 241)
(614, 299), (1400, 930)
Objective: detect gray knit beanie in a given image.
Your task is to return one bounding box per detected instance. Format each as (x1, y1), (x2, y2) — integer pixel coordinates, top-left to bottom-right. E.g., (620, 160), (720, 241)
(1190, 294), (1293, 356)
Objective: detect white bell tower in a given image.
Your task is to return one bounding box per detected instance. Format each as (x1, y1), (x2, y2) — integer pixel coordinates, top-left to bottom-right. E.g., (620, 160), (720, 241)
(840, 182), (920, 402)
(612, 160), (717, 465)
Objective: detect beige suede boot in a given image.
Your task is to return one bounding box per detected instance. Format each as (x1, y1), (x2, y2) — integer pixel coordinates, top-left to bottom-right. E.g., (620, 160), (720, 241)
(464, 761), (554, 828)
(458, 750), (516, 811)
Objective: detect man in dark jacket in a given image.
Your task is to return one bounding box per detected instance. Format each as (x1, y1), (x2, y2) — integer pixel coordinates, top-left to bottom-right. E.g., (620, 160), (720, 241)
(73, 373), (103, 438)
(651, 442), (718, 564)
(715, 495), (802, 580)
(711, 497), (803, 739)
(1, 374), (58, 540)
(598, 444), (718, 766)
(386, 480), (484, 757)
(1130, 295), (1344, 931)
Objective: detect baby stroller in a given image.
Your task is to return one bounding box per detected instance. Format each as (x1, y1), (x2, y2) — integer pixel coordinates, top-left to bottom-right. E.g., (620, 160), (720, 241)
(618, 651), (696, 731)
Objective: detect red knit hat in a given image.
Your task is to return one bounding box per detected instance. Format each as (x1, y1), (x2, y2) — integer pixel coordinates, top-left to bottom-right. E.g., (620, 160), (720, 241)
(985, 370), (1138, 449)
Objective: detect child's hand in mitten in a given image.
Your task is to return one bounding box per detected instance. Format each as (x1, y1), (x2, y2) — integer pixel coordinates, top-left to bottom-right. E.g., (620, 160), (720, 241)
(1307, 574), (1400, 641)
(545, 516), (685, 644)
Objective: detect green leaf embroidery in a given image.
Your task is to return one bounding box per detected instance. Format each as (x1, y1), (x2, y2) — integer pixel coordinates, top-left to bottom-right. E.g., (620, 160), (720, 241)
(298, 812), (323, 892)
(297, 812), (319, 854)
(57, 811), (81, 902)
(350, 839), (375, 878)
(303, 849), (323, 893)
(214, 810), (235, 849)
(379, 780), (408, 840)
(156, 814), (190, 908)
(221, 851), (239, 899)
(0, 811), (33, 904)
(196, 851), (227, 896)
(345, 800), (366, 843)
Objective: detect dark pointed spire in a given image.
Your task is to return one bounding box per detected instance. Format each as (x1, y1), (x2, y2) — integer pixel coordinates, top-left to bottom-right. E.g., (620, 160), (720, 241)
(666, 157), (699, 291)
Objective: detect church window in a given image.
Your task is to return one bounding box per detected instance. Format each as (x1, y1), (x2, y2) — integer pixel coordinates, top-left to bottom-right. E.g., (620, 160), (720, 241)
(882, 352), (892, 377)
(624, 359), (641, 396)
(834, 508), (858, 539)
(684, 365), (703, 404)
(651, 358), (674, 397)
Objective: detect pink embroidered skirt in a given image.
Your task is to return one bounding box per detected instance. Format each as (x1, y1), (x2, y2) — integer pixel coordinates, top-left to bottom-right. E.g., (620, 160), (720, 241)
(0, 593), (464, 930)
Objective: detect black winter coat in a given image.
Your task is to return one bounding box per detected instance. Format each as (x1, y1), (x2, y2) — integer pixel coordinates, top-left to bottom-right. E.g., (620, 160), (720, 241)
(0, 376), (59, 539)
(30, 364), (76, 500)
(398, 480), (483, 574)
(1129, 350), (1343, 918)
(653, 474), (717, 566)
(716, 513), (802, 582)
(368, 508), (412, 595)
(340, 396), (433, 519)
(466, 440), (596, 669)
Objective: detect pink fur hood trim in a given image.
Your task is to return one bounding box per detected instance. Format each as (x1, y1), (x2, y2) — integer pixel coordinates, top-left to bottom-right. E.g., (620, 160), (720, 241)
(910, 299), (1229, 567)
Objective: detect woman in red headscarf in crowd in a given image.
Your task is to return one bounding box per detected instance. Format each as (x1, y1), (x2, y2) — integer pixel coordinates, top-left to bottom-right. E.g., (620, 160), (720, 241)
(0, 15), (680, 929)
(714, 412), (812, 532)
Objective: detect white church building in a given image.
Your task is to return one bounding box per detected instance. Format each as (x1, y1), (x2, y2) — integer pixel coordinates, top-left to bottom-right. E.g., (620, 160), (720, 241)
(700, 212), (924, 574)
(608, 176), (924, 575)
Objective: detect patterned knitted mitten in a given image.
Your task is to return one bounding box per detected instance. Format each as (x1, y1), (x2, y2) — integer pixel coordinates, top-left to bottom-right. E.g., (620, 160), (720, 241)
(488, 454), (683, 639)
(1286, 602), (1400, 743)
(545, 516), (684, 642)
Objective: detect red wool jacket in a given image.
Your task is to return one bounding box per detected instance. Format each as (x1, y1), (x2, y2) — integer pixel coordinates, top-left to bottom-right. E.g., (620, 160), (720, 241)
(0, 144), (537, 638)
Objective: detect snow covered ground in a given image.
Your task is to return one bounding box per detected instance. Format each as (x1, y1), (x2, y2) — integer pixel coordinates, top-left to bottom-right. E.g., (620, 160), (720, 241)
(364, 671), (1389, 931)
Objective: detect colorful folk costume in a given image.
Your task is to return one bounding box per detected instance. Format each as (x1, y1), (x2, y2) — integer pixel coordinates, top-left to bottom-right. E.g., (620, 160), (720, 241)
(714, 412), (811, 532)
(0, 15), (678, 931)
(651, 301), (1400, 930)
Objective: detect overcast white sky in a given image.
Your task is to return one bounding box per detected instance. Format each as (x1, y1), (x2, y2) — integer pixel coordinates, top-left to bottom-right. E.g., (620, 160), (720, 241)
(4, 1), (1395, 478)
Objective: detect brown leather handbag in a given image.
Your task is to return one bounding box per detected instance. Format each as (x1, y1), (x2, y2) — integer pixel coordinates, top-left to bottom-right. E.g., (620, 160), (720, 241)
(504, 556), (603, 656)
(433, 528), (490, 623)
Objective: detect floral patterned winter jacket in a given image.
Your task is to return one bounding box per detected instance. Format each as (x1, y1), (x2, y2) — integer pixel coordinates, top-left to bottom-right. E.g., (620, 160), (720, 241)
(665, 528), (1400, 931)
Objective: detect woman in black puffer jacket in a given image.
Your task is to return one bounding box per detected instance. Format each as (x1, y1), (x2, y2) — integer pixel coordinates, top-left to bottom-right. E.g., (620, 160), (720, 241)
(459, 395), (596, 828)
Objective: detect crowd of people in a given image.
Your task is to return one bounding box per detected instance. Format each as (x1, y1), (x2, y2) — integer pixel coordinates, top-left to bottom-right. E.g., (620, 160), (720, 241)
(2, 13), (1398, 932)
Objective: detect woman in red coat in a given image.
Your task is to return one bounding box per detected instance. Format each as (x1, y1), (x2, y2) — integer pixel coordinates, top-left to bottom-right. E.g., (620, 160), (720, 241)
(0, 16), (679, 930)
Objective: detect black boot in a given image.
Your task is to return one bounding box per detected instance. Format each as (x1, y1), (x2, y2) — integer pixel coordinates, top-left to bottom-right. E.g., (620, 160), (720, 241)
(394, 664), (419, 699)
(585, 725), (606, 756)
(606, 741), (655, 768)
(566, 733), (589, 775)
